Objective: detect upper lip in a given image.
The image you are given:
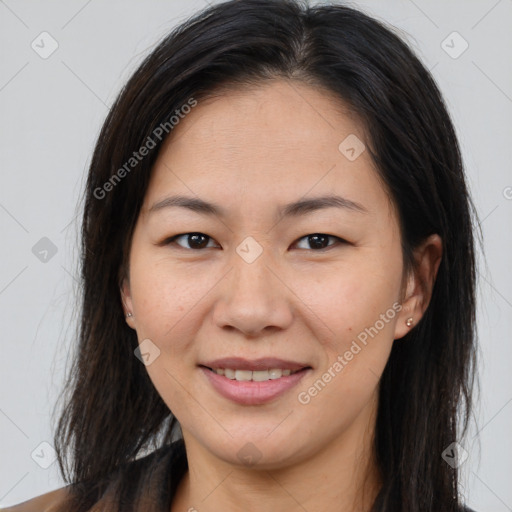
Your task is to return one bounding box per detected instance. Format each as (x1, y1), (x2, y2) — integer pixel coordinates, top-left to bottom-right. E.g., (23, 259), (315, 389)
(200, 357), (311, 372)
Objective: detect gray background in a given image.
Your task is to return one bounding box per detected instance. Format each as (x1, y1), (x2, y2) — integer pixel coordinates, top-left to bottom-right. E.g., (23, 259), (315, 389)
(0, 0), (511, 510)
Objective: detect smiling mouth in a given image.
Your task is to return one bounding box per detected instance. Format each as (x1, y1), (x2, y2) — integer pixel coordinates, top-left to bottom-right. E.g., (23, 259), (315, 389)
(200, 366), (310, 382)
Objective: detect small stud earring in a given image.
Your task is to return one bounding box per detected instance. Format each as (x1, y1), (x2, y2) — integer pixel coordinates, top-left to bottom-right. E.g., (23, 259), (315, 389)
(126, 312), (133, 318)
(405, 317), (414, 327)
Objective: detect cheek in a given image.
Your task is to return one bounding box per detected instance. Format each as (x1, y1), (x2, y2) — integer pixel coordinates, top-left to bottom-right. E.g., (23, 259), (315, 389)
(295, 272), (399, 428)
(293, 253), (402, 343)
(128, 253), (225, 358)
(291, 252), (402, 419)
(127, 256), (211, 412)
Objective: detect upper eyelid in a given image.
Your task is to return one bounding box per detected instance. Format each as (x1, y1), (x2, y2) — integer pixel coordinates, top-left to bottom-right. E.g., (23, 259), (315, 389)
(169, 233), (220, 248)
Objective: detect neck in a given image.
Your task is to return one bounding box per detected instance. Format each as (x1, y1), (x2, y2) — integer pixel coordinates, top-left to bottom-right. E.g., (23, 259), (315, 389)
(171, 397), (382, 512)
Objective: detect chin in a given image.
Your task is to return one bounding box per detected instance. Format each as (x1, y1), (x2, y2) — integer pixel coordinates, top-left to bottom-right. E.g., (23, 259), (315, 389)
(199, 430), (310, 470)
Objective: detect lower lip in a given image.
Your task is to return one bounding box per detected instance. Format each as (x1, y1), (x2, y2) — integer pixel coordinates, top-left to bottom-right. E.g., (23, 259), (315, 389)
(200, 366), (311, 405)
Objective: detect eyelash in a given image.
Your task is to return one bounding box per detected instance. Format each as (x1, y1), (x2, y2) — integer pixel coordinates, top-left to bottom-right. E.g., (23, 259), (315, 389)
(162, 232), (348, 251)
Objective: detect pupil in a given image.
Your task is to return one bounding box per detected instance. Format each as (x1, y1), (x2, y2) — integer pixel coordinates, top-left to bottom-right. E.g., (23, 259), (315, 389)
(309, 234), (328, 249)
(189, 233), (208, 248)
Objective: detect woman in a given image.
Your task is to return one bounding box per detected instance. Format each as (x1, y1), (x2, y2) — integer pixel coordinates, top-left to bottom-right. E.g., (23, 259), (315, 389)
(3, 0), (479, 510)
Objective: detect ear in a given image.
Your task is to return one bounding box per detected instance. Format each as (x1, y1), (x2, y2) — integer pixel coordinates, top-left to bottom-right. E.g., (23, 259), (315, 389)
(394, 234), (442, 340)
(120, 277), (136, 329)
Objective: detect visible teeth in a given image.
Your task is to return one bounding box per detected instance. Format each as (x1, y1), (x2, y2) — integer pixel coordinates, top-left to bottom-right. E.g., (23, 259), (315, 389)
(235, 370), (252, 381)
(252, 370), (270, 381)
(213, 367), (301, 381)
(269, 368), (283, 379)
(224, 368), (236, 379)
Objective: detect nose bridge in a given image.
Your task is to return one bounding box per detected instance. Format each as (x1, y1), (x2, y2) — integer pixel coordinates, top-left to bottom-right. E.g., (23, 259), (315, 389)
(232, 248), (274, 298)
(230, 234), (275, 294)
(212, 238), (293, 335)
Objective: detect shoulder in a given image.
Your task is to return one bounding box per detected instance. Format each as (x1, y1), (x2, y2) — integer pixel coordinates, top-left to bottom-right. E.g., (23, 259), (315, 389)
(0, 486), (71, 512)
(1, 440), (187, 512)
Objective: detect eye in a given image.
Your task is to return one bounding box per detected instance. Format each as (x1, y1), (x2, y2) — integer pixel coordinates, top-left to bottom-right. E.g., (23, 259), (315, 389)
(162, 232), (347, 251)
(165, 232), (219, 250)
(293, 233), (346, 251)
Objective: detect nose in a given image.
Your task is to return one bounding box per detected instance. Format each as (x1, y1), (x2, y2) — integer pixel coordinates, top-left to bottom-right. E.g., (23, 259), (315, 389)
(212, 251), (294, 338)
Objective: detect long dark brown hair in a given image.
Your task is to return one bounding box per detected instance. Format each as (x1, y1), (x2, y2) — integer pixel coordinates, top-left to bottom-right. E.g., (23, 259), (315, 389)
(53, 1), (479, 510)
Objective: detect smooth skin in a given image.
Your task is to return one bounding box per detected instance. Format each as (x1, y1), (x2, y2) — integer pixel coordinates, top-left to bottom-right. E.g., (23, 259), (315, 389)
(121, 79), (442, 512)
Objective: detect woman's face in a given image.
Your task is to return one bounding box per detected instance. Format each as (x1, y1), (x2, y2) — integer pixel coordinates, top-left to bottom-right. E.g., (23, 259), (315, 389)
(121, 80), (423, 468)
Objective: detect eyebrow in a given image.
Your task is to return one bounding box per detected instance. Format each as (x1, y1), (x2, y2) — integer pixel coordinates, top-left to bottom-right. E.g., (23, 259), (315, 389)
(148, 194), (368, 218)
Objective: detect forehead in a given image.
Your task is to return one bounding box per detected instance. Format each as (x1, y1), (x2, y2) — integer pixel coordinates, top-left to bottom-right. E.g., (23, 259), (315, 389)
(142, 79), (389, 218)
(164, 79), (365, 160)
